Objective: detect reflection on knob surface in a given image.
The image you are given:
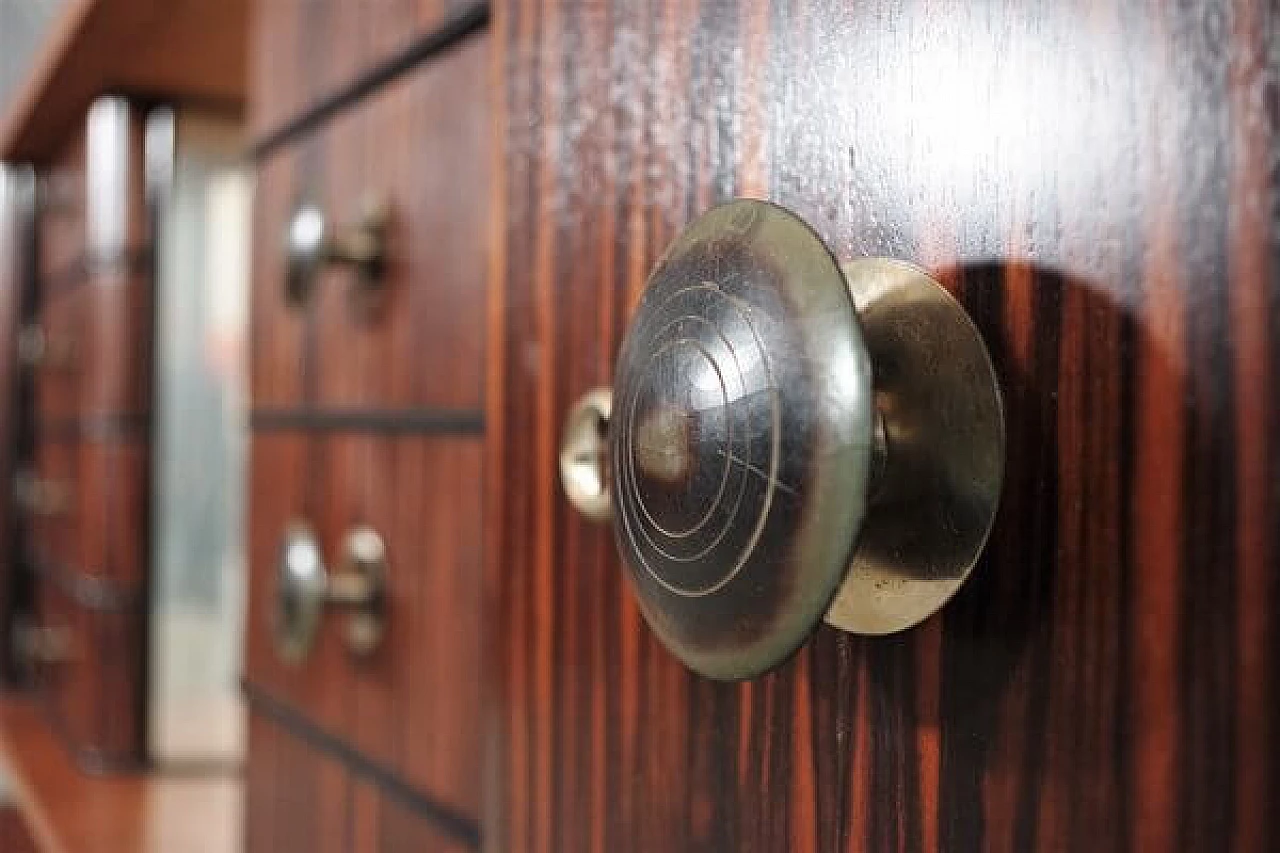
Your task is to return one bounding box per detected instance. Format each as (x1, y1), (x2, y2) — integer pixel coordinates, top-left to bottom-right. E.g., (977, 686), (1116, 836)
(564, 199), (1004, 681)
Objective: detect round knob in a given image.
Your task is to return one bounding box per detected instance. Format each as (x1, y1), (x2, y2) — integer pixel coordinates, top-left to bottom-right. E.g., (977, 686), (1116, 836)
(13, 469), (71, 517)
(562, 199), (1004, 681)
(284, 198), (388, 308)
(17, 324), (76, 369)
(274, 521), (387, 663)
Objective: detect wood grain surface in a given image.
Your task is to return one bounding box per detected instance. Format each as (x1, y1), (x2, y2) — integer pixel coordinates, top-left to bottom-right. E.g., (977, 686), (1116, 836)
(243, 9), (492, 848)
(486, 1), (1279, 851)
(244, 434), (486, 814)
(0, 698), (240, 853)
(245, 707), (474, 853)
(30, 576), (145, 769)
(249, 0), (486, 142)
(250, 30), (490, 415)
(19, 97), (155, 768)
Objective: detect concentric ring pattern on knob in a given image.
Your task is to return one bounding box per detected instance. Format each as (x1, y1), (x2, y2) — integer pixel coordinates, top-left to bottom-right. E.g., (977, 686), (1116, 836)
(610, 199), (876, 680)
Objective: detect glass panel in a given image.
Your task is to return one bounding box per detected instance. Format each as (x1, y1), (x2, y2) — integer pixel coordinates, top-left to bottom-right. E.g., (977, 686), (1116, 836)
(148, 110), (250, 764)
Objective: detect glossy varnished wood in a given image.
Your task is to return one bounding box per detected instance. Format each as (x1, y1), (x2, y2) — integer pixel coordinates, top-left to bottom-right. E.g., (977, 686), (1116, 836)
(250, 31), (490, 415)
(30, 576), (144, 767)
(0, 698), (240, 853)
(0, 0), (248, 163)
(243, 9), (492, 846)
(245, 709), (473, 853)
(249, 0), (486, 142)
(244, 434), (485, 814)
(487, 1), (1279, 851)
(30, 436), (148, 584)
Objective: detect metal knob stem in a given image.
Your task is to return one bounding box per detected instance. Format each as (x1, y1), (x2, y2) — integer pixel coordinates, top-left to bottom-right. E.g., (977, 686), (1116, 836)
(284, 199), (388, 308)
(274, 521), (387, 663)
(17, 324), (76, 369)
(560, 199), (1005, 681)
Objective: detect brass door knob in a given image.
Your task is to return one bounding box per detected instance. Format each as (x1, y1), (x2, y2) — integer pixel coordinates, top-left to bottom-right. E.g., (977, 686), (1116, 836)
(284, 198), (388, 307)
(273, 521), (387, 663)
(560, 199), (1004, 680)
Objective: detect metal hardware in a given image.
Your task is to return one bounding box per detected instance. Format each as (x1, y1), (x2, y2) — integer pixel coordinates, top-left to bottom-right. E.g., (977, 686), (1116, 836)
(560, 388), (613, 522)
(284, 197), (388, 308)
(13, 620), (75, 667)
(562, 199), (1005, 680)
(17, 324), (75, 369)
(274, 521), (387, 663)
(13, 469), (71, 516)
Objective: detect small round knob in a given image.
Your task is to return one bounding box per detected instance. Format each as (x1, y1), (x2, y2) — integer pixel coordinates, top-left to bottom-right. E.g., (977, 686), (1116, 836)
(561, 199), (1004, 681)
(285, 198), (388, 308)
(13, 619), (75, 669)
(274, 521), (387, 663)
(17, 324), (76, 369)
(13, 469), (71, 517)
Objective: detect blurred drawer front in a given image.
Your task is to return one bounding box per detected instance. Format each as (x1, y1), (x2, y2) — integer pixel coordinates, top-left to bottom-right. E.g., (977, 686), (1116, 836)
(250, 0), (488, 141)
(24, 575), (144, 771)
(27, 435), (148, 584)
(31, 273), (152, 420)
(246, 708), (477, 852)
(251, 30), (488, 414)
(244, 433), (484, 815)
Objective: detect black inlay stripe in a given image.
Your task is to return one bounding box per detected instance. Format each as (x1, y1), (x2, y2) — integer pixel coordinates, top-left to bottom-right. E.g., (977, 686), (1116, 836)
(33, 413), (151, 441)
(251, 2), (491, 159)
(27, 552), (142, 612)
(251, 407), (484, 435)
(241, 682), (481, 848)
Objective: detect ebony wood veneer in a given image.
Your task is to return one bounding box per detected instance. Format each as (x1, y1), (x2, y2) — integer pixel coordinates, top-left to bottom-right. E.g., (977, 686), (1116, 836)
(486, 1), (1279, 851)
(243, 6), (492, 848)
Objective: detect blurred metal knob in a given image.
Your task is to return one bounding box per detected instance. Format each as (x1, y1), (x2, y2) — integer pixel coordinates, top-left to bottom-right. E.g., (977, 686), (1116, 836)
(284, 198), (388, 307)
(274, 521), (387, 663)
(17, 324), (76, 369)
(13, 620), (74, 668)
(13, 469), (71, 516)
(561, 199), (1005, 680)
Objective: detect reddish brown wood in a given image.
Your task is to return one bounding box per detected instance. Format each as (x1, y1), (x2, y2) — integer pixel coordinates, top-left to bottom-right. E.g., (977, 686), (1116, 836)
(244, 434), (485, 813)
(248, 0), (478, 141)
(30, 575), (144, 768)
(245, 707), (474, 853)
(20, 96), (155, 767)
(250, 31), (490, 414)
(486, 1), (1279, 851)
(30, 436), (148, 584)
(0, 698), (240, 853)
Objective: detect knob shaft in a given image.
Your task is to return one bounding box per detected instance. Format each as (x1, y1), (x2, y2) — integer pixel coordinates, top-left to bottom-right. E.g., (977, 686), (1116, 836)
(566, 199), (1004, 681)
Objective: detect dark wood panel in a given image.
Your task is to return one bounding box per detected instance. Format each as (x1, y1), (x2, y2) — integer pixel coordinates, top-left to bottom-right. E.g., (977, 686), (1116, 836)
(246, 706), (477, 853)
(245, 433), (485, 814)
(249, 0), (484, 141)
(31, 576), (144, 770)
(250, 30), (490, 415)
(19, 94), (155, 768)
(29, 436), (149, 584)
(487, 1), (1279, 852)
